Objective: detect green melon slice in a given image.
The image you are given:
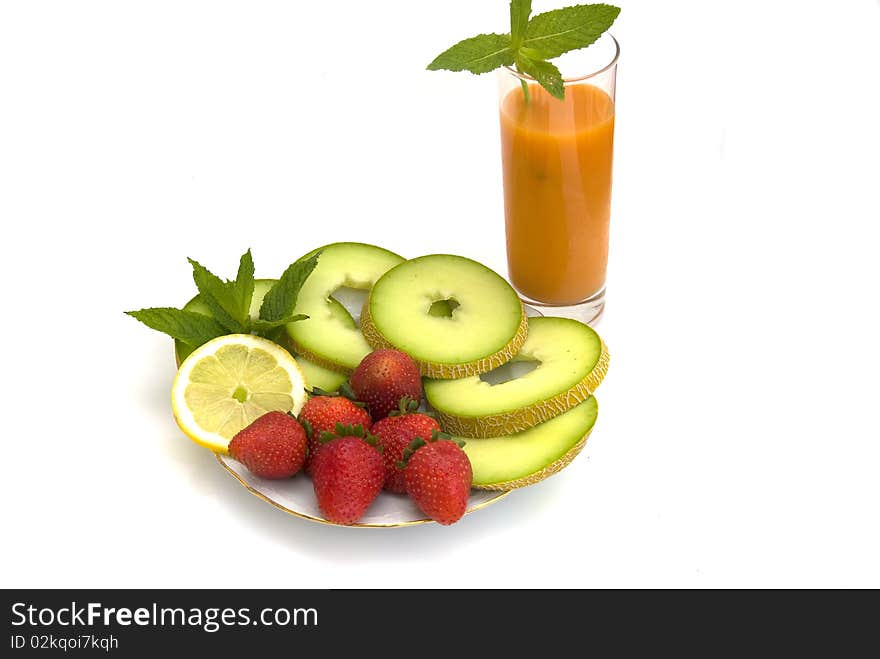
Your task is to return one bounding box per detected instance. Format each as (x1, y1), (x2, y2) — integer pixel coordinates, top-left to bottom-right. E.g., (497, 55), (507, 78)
(286, 298), (352, 392)
(294, 355), (349, 393)
(361, 254), (528, 379)
(462, 396), (598, 490)
(424, 317), (608, 437)
(284, 242), (405, 373)
(175, 279), (350, 393)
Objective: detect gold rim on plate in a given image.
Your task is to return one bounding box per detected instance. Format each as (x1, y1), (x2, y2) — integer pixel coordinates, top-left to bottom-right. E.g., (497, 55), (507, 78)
(215, 453), (511, 528)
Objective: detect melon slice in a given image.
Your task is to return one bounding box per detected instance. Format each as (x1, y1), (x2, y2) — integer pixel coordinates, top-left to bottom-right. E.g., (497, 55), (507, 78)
(462, 396), (598, 490)
(361, 254), (528, 379)
(284, 242), (405, 373)
(424, 317), (608, 437)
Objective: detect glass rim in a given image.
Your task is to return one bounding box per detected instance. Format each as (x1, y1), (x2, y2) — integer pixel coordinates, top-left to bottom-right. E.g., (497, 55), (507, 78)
(502, 33), (619, 84)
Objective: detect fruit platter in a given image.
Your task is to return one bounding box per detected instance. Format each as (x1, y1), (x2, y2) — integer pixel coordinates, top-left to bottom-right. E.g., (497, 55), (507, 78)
(128, 242), (609, 527)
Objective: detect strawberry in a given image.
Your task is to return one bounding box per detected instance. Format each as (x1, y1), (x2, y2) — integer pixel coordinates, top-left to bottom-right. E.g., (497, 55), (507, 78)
(403, 432), (473, 525)
(310, 425), (385, 525)
(371, 397), (441, 493)
(299, 394), (371, 472)
(227, 411), (308, 479)
(350, 349), (422, 420)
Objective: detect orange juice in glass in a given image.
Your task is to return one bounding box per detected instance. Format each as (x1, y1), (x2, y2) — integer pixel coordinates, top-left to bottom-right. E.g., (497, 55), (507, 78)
(499, 35), (619, 323)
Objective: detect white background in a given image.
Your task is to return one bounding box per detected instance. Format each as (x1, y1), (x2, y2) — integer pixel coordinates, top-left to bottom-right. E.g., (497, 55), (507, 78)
(1, 0), (878, 588)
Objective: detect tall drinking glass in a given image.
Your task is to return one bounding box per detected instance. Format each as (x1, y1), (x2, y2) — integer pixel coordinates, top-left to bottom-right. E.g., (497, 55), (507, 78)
(499, 34), (619, 324)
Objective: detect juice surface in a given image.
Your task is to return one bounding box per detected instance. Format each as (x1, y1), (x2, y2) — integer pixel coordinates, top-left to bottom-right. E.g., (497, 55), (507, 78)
(500, 82), (615, 305)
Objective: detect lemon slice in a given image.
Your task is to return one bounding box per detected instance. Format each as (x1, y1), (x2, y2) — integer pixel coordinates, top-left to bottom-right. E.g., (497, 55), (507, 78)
(171, 334), (307, 453)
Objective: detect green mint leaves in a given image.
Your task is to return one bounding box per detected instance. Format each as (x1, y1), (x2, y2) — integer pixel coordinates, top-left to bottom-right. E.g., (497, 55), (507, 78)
(126, 249), (319, 352)
(523, 3), (621, 59)
(426, 33), (515, 74)
(427, 2), (620, 100)
(510, 0), (533, 48)
(515, 53), (564, 100)
(233, 249), (255, 325)
(124, 308), (228, 347)
(258, 252), (320, 323)
(188, 256), (248, 333)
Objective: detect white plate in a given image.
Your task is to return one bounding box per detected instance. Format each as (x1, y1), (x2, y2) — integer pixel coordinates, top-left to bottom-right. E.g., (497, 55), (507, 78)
(216, 289), (541, 527)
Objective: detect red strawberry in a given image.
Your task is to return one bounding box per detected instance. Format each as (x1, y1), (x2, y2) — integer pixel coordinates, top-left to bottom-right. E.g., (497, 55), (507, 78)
(404, 433), (473, 525)
(310, 426), (385, 525)
(371, 398), (441, 493)
(350, 349), (422, 420)
(299, 395), (371, 472)
(228, 411), (308, 479)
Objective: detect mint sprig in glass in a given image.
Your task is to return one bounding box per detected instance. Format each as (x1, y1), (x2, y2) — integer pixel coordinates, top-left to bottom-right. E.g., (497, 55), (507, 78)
(428, 2), (621, 325)
(428, 2), (620, 100)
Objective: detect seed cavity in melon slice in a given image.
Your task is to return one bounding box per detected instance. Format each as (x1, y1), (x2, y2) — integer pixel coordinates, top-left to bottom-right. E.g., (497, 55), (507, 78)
(424, 317), (608, 437)
(361, 254), (528, 379)
(462, 396), (598, 490)
(175, 279), (350, 392)
(284, 242), (405, 373)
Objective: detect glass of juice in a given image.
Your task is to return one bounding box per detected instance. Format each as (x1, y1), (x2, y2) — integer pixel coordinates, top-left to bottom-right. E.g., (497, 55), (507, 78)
(499, 34), (619, 324)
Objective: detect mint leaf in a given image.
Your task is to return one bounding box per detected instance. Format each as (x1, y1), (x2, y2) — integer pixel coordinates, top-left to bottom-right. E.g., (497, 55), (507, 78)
(427, 4), (619, 99)
(524, 3), (620, 60)
(510, 0), (532, 48)
(427, 33), (514, 74)
(252, 315), (308, 333)
(125, 308), (227, 346)
(231, 248), (255, 324)
(259, 252), (320, 323)
(188, 257), (247, 333)
(516, 54), (564, 100)
(252, 314), (309, 345)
